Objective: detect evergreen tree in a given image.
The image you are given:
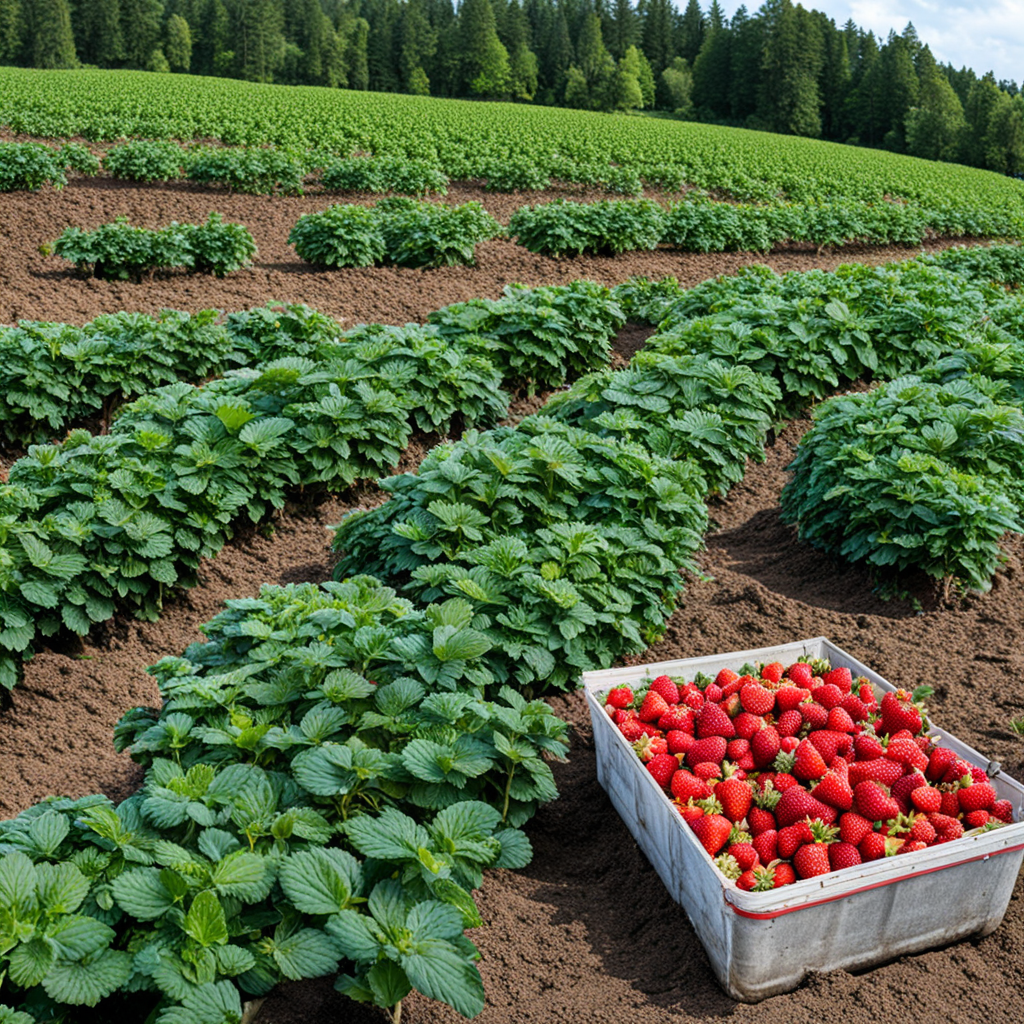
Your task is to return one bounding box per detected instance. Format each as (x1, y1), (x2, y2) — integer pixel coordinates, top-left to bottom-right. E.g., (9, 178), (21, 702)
(727, 5), (761, 123)
(72, 0), (124, 66)
(459, 0), (511, 96)
(759, 0), (822, 137)
(906, 45), (966, 161)
(225, 0), (285, 82)
(341, 12), (370, 89)
(640, 0), (673, 76)
(500, 0), (537, 100)
(365, 0), (402, 91)
(878, 31), (918, 150)
(846, 29), (883, 144)
(165, 13), (192, 70)
(960, 72), (1002, 167)
(120, 0), (162, 67)
(29, 0), (77, 67)
(0, 0), (24, 63)
(816, 13), (850, 140)
(677, 0), (702, 62)
(607, 0), (635, 59)
(984, 91), (1024, 173)
(400, 0), (437, 92)
(691, 1), (730, 120)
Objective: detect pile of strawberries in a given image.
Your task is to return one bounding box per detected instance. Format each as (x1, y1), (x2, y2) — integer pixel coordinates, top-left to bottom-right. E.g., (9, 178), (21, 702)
(604, 659), (1014, 891)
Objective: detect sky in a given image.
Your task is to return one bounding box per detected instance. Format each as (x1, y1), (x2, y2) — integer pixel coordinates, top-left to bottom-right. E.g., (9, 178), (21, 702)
(715, 1), (1024, 86)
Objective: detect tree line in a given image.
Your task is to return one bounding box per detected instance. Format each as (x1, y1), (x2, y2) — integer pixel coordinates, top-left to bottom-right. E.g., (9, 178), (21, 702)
(2, 0), (1022, 175)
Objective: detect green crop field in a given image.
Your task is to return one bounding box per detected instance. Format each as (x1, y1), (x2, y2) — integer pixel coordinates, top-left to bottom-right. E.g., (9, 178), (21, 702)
(3, 67), (1024, 220)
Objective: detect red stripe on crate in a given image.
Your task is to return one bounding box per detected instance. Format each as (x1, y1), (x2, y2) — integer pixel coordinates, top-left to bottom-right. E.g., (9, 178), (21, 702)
(727, 841), (1024, 920)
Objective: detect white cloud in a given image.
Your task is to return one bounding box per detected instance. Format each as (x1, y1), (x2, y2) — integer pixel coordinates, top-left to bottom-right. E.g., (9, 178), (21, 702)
(717, 0), (1024, 85)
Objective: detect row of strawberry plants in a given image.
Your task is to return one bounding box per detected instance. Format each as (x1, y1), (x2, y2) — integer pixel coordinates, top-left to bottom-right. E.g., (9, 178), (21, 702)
(0, 576), (571, 1023)
(51, 214), (256, 281)
(0, 283), (625, 691)
(507, 197), (1024, 257)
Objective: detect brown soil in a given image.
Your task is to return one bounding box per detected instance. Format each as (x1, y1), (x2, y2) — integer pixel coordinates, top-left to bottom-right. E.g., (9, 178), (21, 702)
(1, 176), (1021, 1024)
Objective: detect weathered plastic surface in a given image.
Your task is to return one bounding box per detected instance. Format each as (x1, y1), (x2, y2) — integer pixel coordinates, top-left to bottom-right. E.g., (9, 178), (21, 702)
(583, 637), (1024, 1002)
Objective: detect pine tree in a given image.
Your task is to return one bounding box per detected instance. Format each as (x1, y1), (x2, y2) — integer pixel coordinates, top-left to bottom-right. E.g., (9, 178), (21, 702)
(677, 0), (703, 63)
(759, 0), (822, 137)
(984, 91), (1024, 173)
(365, 0), (402, 91)
(165, 13), (192, 70)
(847, 30), (883, 145)
(500, 0), (537, 100)
(459, 0), (511, 97)
(906, 45), (966, 161)
(29, 0), (77, 68)
(640, 0), (673, 76)
(816, 13), (850, 140)
(0, 0), (24, 63)
(72, 0), (124, 66)
(878, 31), (918, 150)
(225, 0), (285, 82)
(400, 0), (437, 92)
(727, 4), (761, 123)
(120, 0), (162, 68)
(960, 72), (1002, 167)
(607, 0), (635, 59)
(691, 1), (730, 120)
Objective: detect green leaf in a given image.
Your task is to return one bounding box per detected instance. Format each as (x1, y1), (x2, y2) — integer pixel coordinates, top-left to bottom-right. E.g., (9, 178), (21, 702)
(343, 808), (428, 862)
(112, 868), (177, 920)
(185, 891), (229, 948)
(406, 900), (464, 943)
(41, 948), (133, 1007)
(493, 828), (533, 869)
(210, 851), (270, 902)
(27, 811), (70, 856)
(271, 928), (341, 981)
(45, 914), (115, 961)
(35, 862), (89, 915)
(8, 938), (54, 988)
(366, 959), (412, 1009)
(401, 940), (485, 1019)
(0, 852), (35, 911)
(157, 980), (244, 1024)
(325, 910), (381, 964)
(279, 848), (362, 915)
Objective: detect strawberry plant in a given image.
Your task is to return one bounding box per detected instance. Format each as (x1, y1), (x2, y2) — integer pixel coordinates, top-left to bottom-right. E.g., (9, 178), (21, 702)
(52, 214), (256, 281)
(508, 199), (665, 257)
(58, 142), (100, 176)
(102, 140), (185, 181)
(543, 354), (782, 495)
(376, 199), (501, 268)
(781, 376), (1024, 594)
(0, 142), (67, 191)
(289, 204), (386, 268)
(0, 575), (569, 1023)
(320, 156), (449, 196)
(185, 146), (306, 194)
(483, 159), (550, 192)
(332, 417), (708, 692)
(428, 280), (623, 393)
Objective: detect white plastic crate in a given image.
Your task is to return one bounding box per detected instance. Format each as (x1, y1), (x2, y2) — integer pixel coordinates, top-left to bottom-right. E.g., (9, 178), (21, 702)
(583, 637), (1024, 1002)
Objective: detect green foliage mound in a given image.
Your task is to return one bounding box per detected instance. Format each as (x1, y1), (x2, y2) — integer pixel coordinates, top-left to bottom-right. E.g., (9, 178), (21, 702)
(0, 575), (569, 1022)
(780, 377), (1024, 594)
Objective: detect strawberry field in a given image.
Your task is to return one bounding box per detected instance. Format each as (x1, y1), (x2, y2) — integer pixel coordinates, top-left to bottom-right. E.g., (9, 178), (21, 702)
(1, 92), (1023, 1024)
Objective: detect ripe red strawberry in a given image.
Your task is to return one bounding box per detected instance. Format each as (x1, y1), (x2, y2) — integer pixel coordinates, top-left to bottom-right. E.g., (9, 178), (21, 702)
(658, 706), (695, 732)
(776, 709), (804, 738)
(778, 820), (814, 859)
(811, 770), (854, 812)
(772, 861), (797, 887)
(682, 689), (704, 711)
(780, 736), (800, 754)
(810, 683), (844, 710)
(776, 686), (811, 712)
(941, 758), (974, 786)
(853, 780), (900, 822)
(720, 677), (746, 700)
(740, 682), (775, 716)
(776, 786), (831, 827)
(691, 813), (733, 856)
(633, 734), (669, 762)
(638, 722), (663, 739)
(696, 702), (736, 739)
(928, 813), (964, 843)
(735, 868), (758, 891)
(693, 761), (724, 782)
(761, 662), (784, 684)
(704, 682), (723, 703)
(823, 666), (853, 693)
(639, 690), (670, 723)
(752, 830), (778, 865)
(785, 662), (814, 688)
(910, 785), (942, 813)
(848, 758), (903, 788)
(800, 702), (829, 730)
(792, 738), (828, 781)
(726, 738), (750, 761)
(728, 842), (759, 871)
(747, 806), (776, 836)
(794, 821), (838, 879)
(829, 841), (862, 871)
(649, 675), (680, 705)
(671, 769), (710, 803)
(958, 782), (996, 813)
(908, 816), (937, 843)
(666, 730), (695, 755)
(991, 800), (1014, 823)
(939, 789), (961, 818)
(854, 733), (886, 760)
(772, 771), (800, 793)
(964, 810), (992, 829)
(646, 753), (678, 787)
(715, 668), (739, 689)
(926, 745), (958, 782)
(880, 690), (923, 736)
(839, 812), (874, 846)
(826, 707), (856, 733)
(606, 685), (634, 709)
(715, 776), (754, 823)
(749, 726), (780, 768)
(685, 736), (727, 768)
(885, 737), (930, 772)
(840, 694), (869, 722)
(722, 693), (743, 719)
(895, 839), (926, 854)
(859, 832), (900, 861)
(968, 765), (990, 785)
(619, 718), (644, 742)
(733, 712), (765, 740)
(807, 730), (845, 765)
(890, 772), (928, 808)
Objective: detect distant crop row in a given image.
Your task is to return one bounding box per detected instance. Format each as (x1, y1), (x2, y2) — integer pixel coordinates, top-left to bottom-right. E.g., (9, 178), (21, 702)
(2, 69), (1023, 225)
